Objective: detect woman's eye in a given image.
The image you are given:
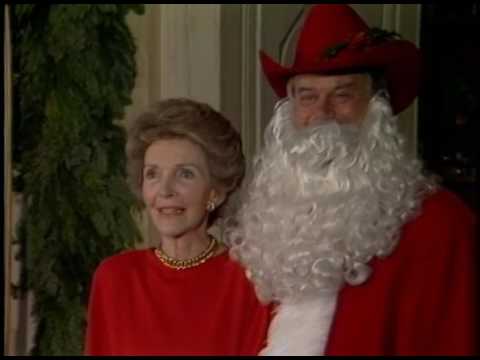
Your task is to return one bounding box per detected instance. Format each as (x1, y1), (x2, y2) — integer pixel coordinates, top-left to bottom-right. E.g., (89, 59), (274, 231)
(178, 168), (195, 179)
(144, 169), (157, 180)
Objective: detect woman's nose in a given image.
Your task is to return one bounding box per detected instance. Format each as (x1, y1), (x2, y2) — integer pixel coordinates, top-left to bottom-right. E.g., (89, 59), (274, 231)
(157, 175), (177, 198)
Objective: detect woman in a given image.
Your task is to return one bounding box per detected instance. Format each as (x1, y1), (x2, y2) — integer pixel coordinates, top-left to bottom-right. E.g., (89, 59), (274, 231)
(84, 98), (272, 355)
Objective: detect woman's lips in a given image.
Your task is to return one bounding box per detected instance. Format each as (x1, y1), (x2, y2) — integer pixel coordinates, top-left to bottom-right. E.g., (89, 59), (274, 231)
(157, 207), (185, 215)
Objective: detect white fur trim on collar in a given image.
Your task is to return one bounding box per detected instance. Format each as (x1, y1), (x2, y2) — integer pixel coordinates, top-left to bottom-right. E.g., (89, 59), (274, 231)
(259, 294), (338, 356)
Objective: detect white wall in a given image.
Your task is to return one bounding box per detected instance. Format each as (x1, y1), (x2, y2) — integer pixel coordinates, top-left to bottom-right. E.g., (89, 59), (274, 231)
(126, 4), (221, 121)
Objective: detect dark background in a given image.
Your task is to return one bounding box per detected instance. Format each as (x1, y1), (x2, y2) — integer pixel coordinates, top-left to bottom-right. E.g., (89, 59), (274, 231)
(419, 3), (480, 214)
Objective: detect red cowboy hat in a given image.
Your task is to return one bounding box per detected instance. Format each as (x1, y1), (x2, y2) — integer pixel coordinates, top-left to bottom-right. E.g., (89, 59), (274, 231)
(260, 4), (422, 115)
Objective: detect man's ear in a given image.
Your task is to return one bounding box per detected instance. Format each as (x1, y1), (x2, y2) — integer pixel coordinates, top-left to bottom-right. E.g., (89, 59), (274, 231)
(287, 77), (296, 98)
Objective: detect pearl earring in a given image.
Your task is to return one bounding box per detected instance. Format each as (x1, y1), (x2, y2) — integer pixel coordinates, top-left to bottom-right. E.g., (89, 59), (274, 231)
(206, 200), (216, 212)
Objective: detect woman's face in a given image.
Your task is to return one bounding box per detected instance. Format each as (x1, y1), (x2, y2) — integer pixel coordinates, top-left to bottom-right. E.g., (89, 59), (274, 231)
(142, 138), (219, 239)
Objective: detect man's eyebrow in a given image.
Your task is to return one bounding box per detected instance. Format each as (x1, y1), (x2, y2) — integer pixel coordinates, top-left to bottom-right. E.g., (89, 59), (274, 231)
(296, 82), (356, 94)
(334, 81), (355, 90)
(296, 86), (316, 93)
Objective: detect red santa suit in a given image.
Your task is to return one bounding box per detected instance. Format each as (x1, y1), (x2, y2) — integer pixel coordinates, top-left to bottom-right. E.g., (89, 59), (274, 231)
(264, 189), (477, 356)
(326, 189), (477, 355)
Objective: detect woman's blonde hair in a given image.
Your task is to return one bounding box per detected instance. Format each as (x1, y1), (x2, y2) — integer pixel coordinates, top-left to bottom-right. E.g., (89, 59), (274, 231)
(126, 98), (245, 220)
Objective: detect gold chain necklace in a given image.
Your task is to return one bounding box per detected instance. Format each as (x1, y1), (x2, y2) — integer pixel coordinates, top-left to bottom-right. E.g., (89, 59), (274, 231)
(154, 235), (217, 270)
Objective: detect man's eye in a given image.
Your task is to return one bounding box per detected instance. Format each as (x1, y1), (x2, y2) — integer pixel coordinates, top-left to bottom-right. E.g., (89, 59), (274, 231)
(298, 94), (318, 104)
(334, 92), (352, 100)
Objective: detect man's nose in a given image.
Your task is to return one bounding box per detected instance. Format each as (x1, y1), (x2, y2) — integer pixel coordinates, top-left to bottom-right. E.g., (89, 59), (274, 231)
(305, 99), (333, 127)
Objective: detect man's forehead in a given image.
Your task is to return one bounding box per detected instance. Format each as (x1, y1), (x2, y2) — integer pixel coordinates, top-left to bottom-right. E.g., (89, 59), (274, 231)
(292, 73), (371, 90)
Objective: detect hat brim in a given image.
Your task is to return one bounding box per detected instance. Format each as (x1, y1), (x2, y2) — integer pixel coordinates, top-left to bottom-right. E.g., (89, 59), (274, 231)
(260, 40), (421, 115)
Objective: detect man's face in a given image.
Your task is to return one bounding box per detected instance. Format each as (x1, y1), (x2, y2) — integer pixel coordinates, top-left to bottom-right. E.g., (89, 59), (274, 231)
(290, 73), (373, 128)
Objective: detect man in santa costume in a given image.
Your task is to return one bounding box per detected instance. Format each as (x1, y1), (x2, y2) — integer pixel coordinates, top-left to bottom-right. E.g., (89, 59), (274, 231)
(225, 4), (477, 355)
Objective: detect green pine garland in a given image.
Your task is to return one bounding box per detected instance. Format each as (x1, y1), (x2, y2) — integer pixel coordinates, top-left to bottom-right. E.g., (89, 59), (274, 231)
(12, 4), (145, 355)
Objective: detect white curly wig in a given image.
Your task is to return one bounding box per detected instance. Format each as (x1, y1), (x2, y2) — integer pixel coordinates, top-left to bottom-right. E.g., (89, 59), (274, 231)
(224, 94), (436, 304)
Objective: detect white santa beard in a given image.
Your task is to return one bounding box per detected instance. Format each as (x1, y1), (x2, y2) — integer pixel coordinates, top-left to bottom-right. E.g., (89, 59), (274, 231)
(226, 95), (433, 304)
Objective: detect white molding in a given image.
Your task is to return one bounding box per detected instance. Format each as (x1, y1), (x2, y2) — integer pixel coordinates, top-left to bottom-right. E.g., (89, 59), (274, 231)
(415, 5), (422, 47)
(129, 4), (221, 113)
(159, 5), (189, 100)
(4, 4), (13, 353)
(412, 5), (422, 153)
(255, 4), (263, 155)
(280, 6), (306, 66)
(4, 8), (37, 351)
(125, 5), (159, 122)
(188, 4), (221, 109)
(159, 4), (221, 109)
(382, 4), (397, 30)
(394, 4), (421, 156)
(240, 4), (256, 166)
(395, 4), (402, 33)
